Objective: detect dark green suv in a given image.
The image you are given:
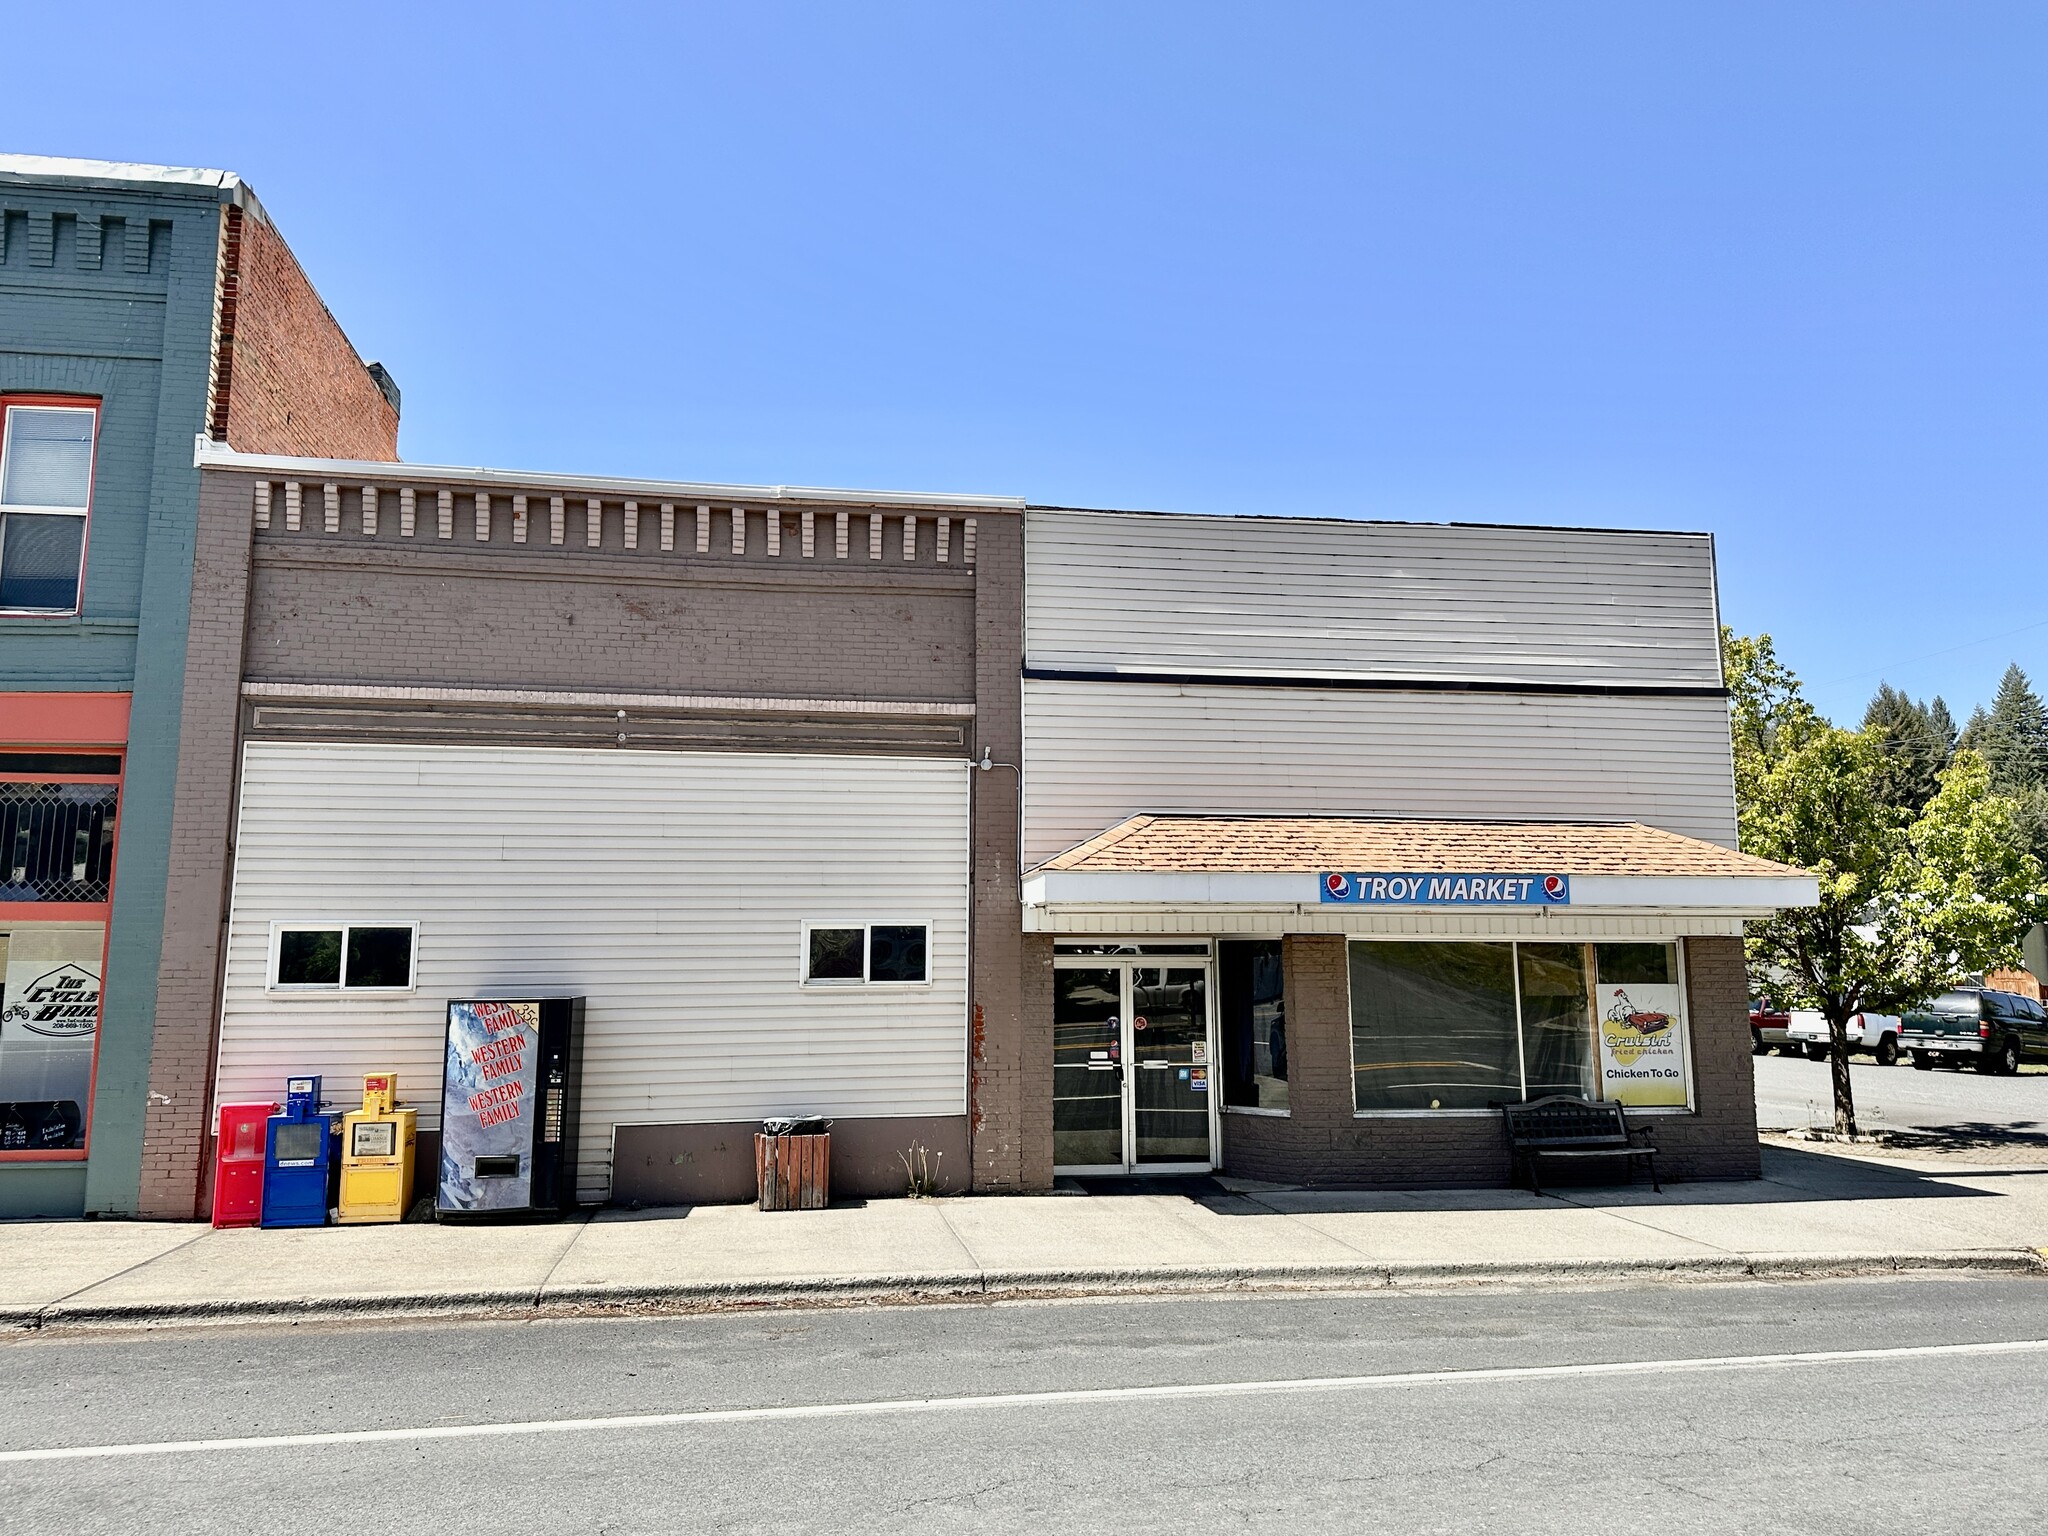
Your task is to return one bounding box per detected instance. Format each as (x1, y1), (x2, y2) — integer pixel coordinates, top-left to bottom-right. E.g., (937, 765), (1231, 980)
(1901, 988), (2048, 1074)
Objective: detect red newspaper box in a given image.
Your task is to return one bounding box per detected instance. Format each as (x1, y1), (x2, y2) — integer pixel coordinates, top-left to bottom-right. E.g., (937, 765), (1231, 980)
(212, 1101), (275, 1227)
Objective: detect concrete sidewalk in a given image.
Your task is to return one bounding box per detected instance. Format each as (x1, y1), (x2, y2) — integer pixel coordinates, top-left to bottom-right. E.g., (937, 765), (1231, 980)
(5, 1143), (2046, 1330)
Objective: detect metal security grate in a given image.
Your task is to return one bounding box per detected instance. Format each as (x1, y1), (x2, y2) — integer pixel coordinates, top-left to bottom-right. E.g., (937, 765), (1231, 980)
(1, 782), (118, 902)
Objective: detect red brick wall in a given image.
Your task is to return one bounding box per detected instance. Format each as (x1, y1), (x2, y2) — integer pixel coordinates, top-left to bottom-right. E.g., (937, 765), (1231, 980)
(212, 206), (397, 460)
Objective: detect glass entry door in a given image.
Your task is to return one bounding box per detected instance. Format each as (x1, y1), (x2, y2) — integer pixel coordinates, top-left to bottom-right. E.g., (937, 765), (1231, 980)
(1053, 959), (1216, 1173)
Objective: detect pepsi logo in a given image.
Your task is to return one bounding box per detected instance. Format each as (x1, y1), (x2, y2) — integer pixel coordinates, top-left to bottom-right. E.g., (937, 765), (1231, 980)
(1542, 875), (1567, 902)
(1325, 873), (1351, 899)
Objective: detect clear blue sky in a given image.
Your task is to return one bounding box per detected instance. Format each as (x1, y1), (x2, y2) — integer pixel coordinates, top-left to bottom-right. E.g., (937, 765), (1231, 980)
(8, 3), (2044, 724)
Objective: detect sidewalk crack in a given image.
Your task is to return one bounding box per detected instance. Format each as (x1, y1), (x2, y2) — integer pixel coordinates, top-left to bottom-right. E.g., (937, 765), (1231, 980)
(533, 1208), (598, 1306)
(1553, 1193), (1736, 1254)
(1226, 1190), (1384, 1261)
(33, 1225), (218, 1326)
(930, 1202), (989, 1288)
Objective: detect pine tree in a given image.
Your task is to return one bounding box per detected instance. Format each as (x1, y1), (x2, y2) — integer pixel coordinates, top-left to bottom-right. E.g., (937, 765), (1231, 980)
(1861, 682), (1950, 813)
(1960, 705), (1990, 755)
(1979, 664), (2048, 792)
(1928, 696), (1958, 756)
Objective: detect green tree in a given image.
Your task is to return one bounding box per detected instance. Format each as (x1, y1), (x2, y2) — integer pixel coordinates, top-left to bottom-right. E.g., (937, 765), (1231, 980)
(1959, 666), (2048, 868)
(1970, 664), (2048, 793)
(1726, 631), (2042, 1134)
(1927, 696), (1958, 757)
(1860, 681), (1951, 814)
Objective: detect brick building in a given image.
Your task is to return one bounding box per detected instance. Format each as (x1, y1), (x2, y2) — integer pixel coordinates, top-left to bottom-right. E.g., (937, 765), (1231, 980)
(140, 448), (1811, 1215)
(145, 451), (1021, 1216)
(34, 160), (1812, 1215)
(0, 156), (394, 1218)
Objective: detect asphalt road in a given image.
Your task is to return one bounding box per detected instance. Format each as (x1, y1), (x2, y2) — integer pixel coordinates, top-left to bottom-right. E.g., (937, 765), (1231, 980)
(1753, 1049), (2048, 1140)
(3, 1275), (2044, 1534)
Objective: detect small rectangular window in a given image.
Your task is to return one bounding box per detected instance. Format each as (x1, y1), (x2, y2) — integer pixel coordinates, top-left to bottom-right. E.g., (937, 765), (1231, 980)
(807, 927), (865, 982)
(271, 923), (415, 990)
(868, 925), (928, 983)
(277, 929), (343, 986)
(1219, 940), (1288, 1111)
(0, 403), (97, 615)
(1, 408), (95, 507)
(346, 927), (415, 988)
(802, 921), (931, 985)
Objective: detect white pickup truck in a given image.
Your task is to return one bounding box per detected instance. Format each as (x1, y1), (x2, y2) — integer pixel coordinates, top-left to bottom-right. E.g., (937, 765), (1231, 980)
(1786, 1010), (1905, 1066)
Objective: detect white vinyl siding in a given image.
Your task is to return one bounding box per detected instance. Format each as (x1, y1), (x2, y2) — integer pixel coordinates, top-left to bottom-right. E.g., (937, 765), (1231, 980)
(1025, 508), (1721, 688)
(1022, 679), (1738, 865)
(215, 743), (970, 1201)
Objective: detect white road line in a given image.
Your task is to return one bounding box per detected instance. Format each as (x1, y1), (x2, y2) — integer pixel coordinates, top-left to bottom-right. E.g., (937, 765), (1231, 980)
(6, 1337), (2045, 1465)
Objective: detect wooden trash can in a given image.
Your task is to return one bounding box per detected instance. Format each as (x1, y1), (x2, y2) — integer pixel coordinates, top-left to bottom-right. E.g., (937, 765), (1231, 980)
(755, 1132), (830, 1211)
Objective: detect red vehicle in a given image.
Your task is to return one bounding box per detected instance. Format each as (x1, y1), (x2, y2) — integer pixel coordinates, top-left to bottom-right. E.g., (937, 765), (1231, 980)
(1750, 997), (1795, 1056)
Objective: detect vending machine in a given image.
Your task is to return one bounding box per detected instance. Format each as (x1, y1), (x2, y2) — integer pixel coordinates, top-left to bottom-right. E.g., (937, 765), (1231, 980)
(338, 1072), (417, 1224)
(436, 997), (583, 1217)
(261, 1076), (337, 1228)
(212, 1100), (276, 1227)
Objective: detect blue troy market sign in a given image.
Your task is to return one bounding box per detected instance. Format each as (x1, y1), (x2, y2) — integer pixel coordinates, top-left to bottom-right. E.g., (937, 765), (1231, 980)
(1320, 872), (1571, 906)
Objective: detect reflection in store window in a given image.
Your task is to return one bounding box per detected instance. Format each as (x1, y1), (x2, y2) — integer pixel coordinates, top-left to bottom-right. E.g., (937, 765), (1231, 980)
(1350, 941), (1520, 1111)
(1347, 939), (1691, 1113)
(0, 924), (103, 1151)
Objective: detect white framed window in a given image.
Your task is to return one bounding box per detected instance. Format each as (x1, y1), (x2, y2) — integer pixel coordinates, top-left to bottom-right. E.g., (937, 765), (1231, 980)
(800, 920), (931, 986)
(268, 922), (418, 992)
(0, 402), (98, 616)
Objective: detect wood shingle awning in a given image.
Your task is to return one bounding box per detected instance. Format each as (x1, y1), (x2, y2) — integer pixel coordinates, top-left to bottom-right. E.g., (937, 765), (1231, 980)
(1022, 815), (1816, 926)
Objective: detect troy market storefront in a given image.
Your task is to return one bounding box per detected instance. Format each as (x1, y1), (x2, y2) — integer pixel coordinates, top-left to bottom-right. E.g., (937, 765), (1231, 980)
(1025, 816), (1817, 1186)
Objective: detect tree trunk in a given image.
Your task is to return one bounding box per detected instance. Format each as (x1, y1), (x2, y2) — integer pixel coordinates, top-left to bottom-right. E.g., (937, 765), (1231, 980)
(1829, 1010), (1859, 1136)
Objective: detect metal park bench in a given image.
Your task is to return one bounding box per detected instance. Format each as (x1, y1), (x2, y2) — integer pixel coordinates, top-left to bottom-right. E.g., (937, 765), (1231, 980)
(1501, 1095), (1660, 1195)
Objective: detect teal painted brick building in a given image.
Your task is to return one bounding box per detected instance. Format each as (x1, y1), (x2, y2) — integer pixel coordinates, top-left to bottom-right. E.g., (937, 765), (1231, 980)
(0, 155), (396, 1218)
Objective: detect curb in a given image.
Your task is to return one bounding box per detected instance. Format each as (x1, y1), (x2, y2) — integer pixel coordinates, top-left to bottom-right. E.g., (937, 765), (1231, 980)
(7, 1248), (2044, 1332)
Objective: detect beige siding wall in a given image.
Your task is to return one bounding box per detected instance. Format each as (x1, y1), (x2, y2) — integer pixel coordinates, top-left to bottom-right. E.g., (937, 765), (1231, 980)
(215, 742), (970, 1202)
(1022, 679), (1739, 864)
(1025, 508), (1721, 687)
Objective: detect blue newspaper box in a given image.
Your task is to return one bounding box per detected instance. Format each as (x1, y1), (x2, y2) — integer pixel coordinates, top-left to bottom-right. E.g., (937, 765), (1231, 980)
(261, 1076), (337, 1228)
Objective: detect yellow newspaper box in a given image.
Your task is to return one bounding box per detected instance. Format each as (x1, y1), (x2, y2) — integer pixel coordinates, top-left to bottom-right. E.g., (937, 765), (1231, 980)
(337, 1072), (416, 1224)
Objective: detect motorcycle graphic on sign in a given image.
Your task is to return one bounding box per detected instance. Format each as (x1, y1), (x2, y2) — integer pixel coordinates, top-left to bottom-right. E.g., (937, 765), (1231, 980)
(0, 928), (104, 1152)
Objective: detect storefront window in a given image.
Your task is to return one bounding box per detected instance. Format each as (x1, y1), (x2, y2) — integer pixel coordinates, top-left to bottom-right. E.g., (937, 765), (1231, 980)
(1350, 941), (1520, 1111)
(1518, 942), (1595, 1098)
(1219, 940), (1287, 1111)
(0, 923), (104, 1152)
(0, 781), (118, 902)
(1350, 939), (1691, 1113)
